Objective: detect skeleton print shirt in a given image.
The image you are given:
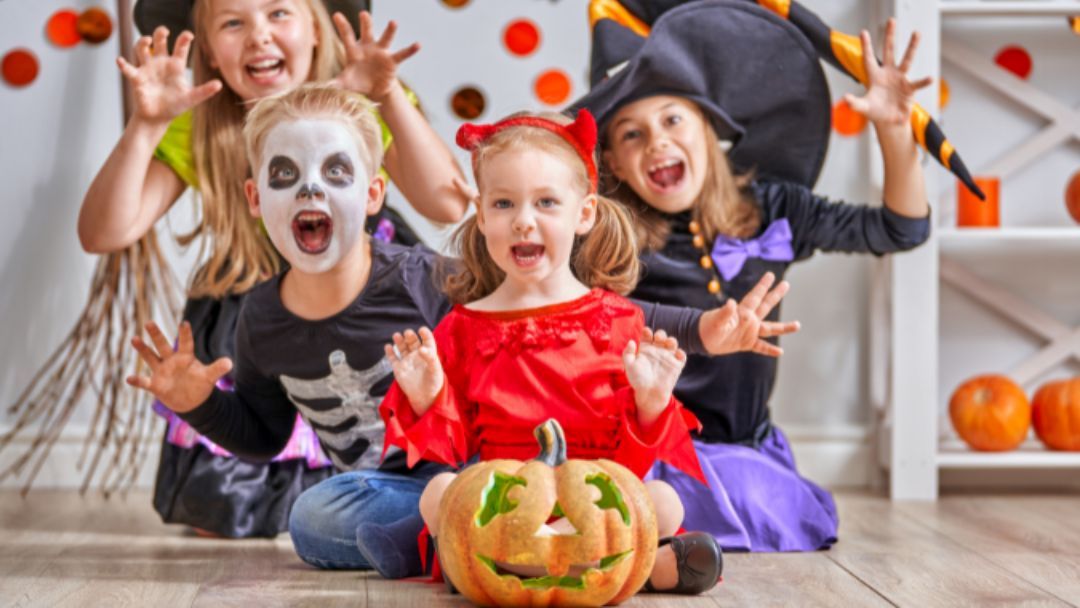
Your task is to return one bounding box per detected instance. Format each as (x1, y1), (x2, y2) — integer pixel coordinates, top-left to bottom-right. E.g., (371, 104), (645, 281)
(179, 240), (705, 473)
(180, 240), (451, 472)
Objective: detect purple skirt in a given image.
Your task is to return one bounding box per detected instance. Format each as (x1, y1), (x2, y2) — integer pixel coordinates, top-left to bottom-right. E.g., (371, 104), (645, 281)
(649, 426), (838, 552)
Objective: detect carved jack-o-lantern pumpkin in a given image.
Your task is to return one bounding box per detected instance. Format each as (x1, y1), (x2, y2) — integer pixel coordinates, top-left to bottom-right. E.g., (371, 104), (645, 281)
(437, 419), (657, 607)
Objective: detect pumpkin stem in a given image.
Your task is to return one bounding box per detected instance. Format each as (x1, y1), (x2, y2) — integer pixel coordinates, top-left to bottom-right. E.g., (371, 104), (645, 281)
(534, 419), (567, 467)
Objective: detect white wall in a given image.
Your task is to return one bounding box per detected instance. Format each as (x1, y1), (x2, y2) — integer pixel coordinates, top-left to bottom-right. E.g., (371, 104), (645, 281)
(2, 0), (887, 489)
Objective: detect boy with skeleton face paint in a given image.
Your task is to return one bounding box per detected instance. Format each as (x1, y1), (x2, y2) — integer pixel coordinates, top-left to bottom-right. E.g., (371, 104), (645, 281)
(127, 84), (798, 578)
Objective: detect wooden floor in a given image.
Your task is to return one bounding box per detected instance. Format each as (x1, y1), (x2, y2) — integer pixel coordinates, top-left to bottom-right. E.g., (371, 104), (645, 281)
(1, 490), (1079, 607)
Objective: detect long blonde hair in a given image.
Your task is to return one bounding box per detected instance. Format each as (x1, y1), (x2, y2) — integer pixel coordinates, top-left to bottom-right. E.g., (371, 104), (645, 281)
(445, 113), (640, 304)
(185, 0), (345, 298)
(601, 103), (761, 252)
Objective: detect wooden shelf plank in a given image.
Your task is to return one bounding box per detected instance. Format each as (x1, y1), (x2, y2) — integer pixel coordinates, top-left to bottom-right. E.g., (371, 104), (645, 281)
(940, 1), (1080, 16)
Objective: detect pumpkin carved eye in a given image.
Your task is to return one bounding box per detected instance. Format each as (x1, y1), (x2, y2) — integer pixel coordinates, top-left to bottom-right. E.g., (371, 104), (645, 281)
(476, 471), (527, 526)
(586, 473), (631, 526)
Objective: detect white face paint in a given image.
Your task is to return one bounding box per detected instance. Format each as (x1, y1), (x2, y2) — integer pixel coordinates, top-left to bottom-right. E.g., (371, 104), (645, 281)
(257, 119), (371, 275)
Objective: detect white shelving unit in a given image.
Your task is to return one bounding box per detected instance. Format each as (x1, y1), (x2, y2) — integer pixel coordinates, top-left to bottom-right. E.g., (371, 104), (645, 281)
(882, 0), (1080, 499)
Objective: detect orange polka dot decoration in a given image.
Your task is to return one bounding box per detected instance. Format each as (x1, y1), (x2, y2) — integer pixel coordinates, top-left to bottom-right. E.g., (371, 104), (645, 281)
(503, 19), (540, 56)
(47, 9), (82, 48)
(994, 45), (1032, 79)
(1065, 170), (1080, 224)
(2, 49), (39, 87)
(831, 98), (867, 137)
(77, 8), (114, 44)
(441, 0), (471, 8)
(534, 69), (571, 106)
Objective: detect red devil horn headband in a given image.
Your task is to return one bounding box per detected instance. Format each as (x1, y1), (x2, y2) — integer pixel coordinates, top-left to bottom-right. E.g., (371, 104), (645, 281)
(455, 110), (599, 192)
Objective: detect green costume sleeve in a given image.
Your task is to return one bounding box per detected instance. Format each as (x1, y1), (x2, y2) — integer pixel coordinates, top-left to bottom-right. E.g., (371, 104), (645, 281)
(153, 110), (199, 189)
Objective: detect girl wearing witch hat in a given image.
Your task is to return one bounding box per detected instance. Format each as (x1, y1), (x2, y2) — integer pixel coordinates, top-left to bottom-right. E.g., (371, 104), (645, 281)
(574, 0), (933, 551)
(78, 0), (470, 539)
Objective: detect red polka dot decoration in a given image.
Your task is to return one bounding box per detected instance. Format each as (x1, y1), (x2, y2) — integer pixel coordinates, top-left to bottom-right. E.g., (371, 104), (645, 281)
(47, 9), (82, 48)
(1, 48), (39, 86)
(831, 98), (867, 137)
(504, 19), (540, 57)
(1069, 16), (1080, 35)
(994, 45), (1032, 79)
(77, 7), (114, 44)
(534, 69), (571, 106)
(1065, 170), (1080, 224)
(2, 48), (40, 87)
(451, 86), (486, 120)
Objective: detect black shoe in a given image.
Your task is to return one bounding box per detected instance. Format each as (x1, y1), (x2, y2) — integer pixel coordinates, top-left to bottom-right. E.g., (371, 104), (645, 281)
(644, 531), (723, 595)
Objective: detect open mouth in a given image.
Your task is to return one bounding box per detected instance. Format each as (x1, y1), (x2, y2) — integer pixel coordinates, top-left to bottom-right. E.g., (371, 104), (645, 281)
(646, 159), (686, 193)
(476, 550), (632, 590)
(246, 57), (285, 82)
(292, 210), (333, 254)
(510, 242), (545, 267)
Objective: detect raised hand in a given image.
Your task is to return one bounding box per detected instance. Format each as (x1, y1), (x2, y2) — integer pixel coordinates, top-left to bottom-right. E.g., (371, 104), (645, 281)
(844, 18), (933, 126)
(116, 27), (223, 125)
(126, 321), (233, 414)
(623, 328), (687, 427)
(699, 272), (800, 357)
(384, 327), (444, 414)
(331, 11), (420, 102)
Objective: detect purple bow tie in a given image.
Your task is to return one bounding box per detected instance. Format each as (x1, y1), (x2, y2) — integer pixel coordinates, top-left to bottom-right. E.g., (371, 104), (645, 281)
(710, 218), (794, 281)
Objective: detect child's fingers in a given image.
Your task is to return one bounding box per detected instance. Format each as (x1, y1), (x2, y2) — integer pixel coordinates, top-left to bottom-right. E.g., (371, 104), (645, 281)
(177, 321), (193, 354)
(189, 79), (223, 106)
(640, 327), (654, 344)
(391, 43), (421, 64)
(206, 357), (233, 381)
(882, 18), (896, 67)
(418, 327), (436, 348)
(146, 322), (174, 357)
(739, 271), (774, 312)
(358, 11), (374, 44)
(675, 348), (687, 363)
(391, 332), (406, 352)
(756, 280), (790, 320)
(843, 93), (871, 117)
(910, 75), (933, 91)
(622, 340), (637, 365)
(384, 343), (399, 362)
(376, 19), (398, 48)
(752, 340), (783, 358)
(898, 30), (919, 74)
(153, 26), (169, 56)
(116, 56), (139, 80)
(653, 329), (669, 345)
(859, 30), (877, 80)
(760, 320), (800, 338)
(332, 11), (358, 45)
(172, 30), (194, 60)
(126, 374), (153, 391)
(134, 36), (152, 65)
(402, 329), (420, 352)
(131, 336), (161, 369)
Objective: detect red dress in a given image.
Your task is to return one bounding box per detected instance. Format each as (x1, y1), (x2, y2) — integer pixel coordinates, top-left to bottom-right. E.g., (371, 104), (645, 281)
(380, 289), (705, 483)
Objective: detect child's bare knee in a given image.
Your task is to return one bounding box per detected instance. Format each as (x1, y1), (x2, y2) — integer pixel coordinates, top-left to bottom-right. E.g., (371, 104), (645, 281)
(420, 472), (458, 537)
(645, 479), (684, 537)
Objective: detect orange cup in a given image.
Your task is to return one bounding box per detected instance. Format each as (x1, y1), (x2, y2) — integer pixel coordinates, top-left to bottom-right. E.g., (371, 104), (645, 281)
(957, 177), (1000, 227)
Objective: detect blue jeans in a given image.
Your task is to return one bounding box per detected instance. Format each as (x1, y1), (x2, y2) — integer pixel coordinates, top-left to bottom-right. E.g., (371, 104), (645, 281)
(288, 463), (445, 570)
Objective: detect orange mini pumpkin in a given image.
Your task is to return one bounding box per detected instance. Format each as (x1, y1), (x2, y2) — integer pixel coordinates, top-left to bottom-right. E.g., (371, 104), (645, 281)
(437, 419), (657, 607)
(949, 374), (1030, 451)
(1031, 378), (1080, 451)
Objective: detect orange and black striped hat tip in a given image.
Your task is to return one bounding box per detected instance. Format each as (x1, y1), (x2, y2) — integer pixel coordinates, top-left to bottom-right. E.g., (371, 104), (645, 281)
(950, 155), (986, 201)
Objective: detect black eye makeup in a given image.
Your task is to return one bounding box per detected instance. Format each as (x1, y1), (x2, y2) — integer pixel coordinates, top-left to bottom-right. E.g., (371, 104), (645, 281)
(268, 156), (300, 190)
(322, 153), (354, 187)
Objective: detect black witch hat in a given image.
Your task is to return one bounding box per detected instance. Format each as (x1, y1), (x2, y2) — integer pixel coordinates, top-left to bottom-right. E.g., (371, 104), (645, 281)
(570, 0), (832, 188)
(133, 0), (371, 53)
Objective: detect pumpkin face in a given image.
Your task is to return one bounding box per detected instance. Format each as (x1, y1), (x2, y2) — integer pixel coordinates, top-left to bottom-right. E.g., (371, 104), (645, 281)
(1032, 378), (1080, 451)
(438, 420), (657, 607)
(949, 374), (1030, 451)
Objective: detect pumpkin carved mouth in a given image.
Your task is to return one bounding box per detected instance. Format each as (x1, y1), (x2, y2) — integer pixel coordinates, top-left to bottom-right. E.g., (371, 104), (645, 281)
(475, 550), (634, 590)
